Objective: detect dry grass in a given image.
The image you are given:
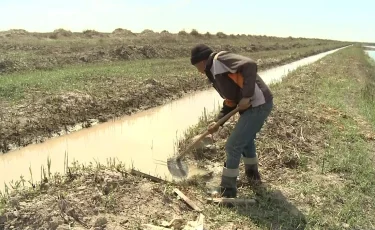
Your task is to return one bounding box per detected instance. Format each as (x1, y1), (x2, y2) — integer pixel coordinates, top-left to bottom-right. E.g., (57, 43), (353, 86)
(0, 29), (350, 74)
(0, 160), (199, 230)
(1, 45), (375, 230)
(0, 42), (348, 154)
(0, 29), (350, 155)
(176, 45), (375, 229)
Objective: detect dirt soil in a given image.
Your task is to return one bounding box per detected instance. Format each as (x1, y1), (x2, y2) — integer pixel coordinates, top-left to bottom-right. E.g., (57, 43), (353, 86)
(0, 76), (205, 153)
(0, 165), (206, 230)
(180, 50), (375, 186)
(1, 46), (374, 230)
(174, 46), (375, 229)
(0, 44), (349, 154)
(0, 29), (349, 74)
(0, 91), (353, 230)
(182, 102), (340, 176)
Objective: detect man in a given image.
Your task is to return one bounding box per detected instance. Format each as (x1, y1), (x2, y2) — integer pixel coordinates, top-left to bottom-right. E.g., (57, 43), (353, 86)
(190, 44), (273, 198)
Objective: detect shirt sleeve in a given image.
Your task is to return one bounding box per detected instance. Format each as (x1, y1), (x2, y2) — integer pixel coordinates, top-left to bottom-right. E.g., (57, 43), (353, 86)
(217, 52), (258, 98)
(215, 99), (236, 126)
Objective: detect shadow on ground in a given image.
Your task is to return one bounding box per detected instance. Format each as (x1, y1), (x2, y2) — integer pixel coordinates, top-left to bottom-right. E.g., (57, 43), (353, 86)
(201, 172), (307, 229)
(235, 182), (307, 230)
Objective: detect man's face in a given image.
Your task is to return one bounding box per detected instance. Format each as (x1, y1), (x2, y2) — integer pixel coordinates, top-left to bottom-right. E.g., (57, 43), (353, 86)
(194, 60), (206, 74)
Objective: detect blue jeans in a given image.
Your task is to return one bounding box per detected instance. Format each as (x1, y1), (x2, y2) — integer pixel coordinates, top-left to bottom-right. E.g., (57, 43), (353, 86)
(225, 100), (273, 169)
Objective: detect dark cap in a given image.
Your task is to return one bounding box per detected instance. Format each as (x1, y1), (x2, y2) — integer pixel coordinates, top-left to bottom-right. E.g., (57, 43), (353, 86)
(190, 44), (213, 65)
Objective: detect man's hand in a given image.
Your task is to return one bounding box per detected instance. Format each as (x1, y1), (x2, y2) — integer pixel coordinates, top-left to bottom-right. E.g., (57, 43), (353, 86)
(238, 97), (251, 111)
(208, 122), (219, 134)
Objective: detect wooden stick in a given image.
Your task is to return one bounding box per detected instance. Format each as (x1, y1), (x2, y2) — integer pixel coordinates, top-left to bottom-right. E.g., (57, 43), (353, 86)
(130, 169), (164, 183)
(173, 188), (202, 212)
(175, 107), (240, 161)
(206, 197), (256, 205)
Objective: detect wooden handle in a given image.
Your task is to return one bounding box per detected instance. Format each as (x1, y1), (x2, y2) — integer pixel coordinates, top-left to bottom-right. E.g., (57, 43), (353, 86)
(175, 107), (240, 160)
(212, 107), (240, 128)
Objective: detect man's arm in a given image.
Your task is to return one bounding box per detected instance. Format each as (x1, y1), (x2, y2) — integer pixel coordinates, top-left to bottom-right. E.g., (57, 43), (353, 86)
(215, 99), (236, 126)
(238, 61), (257, 98)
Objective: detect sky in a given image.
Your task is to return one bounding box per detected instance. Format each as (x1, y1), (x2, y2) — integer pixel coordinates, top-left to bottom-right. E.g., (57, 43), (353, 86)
(0, 0), (374, 42)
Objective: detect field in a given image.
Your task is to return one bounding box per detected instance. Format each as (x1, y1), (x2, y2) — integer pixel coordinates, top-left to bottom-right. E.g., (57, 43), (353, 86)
(176, 45), (375, 229)
(0, 29), (351, 154)
(1, 30), (374, 229)
(0, 28), (351, 74)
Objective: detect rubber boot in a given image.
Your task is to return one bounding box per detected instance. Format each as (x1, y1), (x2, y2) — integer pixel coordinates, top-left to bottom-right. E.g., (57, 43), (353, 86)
(207, 164), (238, 198)
(245, 164), (261, 185)
(218, 175), (237, 198)
(243, 156), (262, 186)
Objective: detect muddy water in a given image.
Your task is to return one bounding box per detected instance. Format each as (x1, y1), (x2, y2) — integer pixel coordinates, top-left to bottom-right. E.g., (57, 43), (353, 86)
(0, 46), (350, 191)
(366, 50), (375, 60)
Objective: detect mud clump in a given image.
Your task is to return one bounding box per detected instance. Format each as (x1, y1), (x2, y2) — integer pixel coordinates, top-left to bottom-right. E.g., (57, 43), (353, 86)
(0, 29), (29, 38)
(93, 216), (107, 227)
(111, 28), (135, 36)
(0, 60), (14, 73)
(82, 30), (103, 38)
(112, 45), (162, 60)
(140, 29), (156, 36)
(49, 29), (73, 39)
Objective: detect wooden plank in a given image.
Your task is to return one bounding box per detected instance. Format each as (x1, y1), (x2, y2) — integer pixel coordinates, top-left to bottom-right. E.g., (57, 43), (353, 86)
(130, 169), (165, 183)
(206, 197), (256, 205)
(173, 188), (202, 212)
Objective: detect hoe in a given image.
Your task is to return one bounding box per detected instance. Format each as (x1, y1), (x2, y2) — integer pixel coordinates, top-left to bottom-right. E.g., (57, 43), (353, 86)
(166, 107), (240, 178)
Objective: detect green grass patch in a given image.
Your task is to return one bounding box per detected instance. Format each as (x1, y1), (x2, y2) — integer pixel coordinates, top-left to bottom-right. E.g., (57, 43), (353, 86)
(270, 46), (375, 229)
(175, 45), (375, 229)
(268, 47), (375, 229)
(0, 57), (194, 102)
(0, 44), (345, 103)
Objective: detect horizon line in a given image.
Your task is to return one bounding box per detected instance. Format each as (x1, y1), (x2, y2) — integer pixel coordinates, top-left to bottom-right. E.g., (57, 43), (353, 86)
(1, 27), (370, 44)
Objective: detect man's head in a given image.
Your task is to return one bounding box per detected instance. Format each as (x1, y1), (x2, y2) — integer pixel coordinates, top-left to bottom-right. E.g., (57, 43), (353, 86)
(190, 44), (213, 73)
